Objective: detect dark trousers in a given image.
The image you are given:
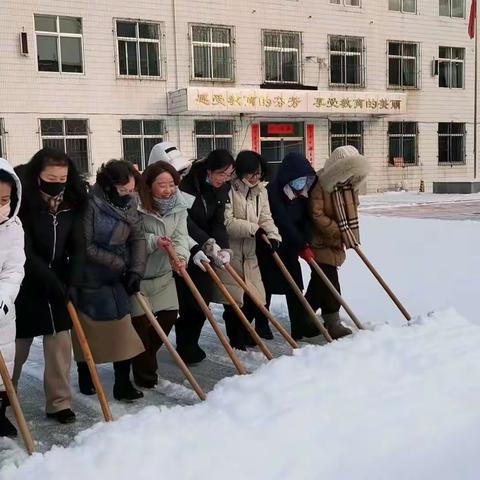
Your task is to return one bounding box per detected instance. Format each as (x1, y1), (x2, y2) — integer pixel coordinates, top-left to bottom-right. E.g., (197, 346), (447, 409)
(305, 263), (341, 315)
(174, 261), (215, 354)
(223, 296), (267, 347)
(264, 290), (311, 339)
(132, 310), (178, 385)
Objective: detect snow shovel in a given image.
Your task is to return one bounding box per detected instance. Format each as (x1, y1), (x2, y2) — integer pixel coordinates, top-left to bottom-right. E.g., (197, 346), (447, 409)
(164, 245), (247, 375)
(0, 350), (35, 455)
(261, 235), (333, 343)
(353, 246), (411, 321)
(134, 293), (206, 401)
(67, 302), (113, 422)
(307, 258), (365, 331)
(224, 263), (299, 349)
(203, 261), (274, 360)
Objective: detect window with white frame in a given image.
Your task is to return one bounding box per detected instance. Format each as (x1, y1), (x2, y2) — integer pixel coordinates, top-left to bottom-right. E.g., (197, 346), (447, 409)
(34, 15), (83, 73)
(191, 25), (234, 81)
(121, 120), (164, 170)
(194, 120), (234, 159)
(388, 122), (418, 165)
(388, 41), (419, 88)
(116, 20), (162, 77)
(330, 0), (361, 6)
(263, 30), (301, 84)
(329, 121), (363, 153)
(439, 0), (465, 18)
(0, 120), (5, 159)
(389, 0), (416, 12)
(40, 119), (89, 174)
(439, 47), (464, 88)
(329, 36), (364, 87)
(438, 122), (465, 164)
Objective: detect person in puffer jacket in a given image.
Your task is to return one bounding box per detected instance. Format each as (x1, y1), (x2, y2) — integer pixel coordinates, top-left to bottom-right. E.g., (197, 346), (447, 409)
(0, 158), (25, 438)
(130, 160), (190, 388)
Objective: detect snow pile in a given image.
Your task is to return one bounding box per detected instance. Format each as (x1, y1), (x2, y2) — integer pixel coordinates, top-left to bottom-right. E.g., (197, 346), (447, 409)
(2, 309), (480, 480)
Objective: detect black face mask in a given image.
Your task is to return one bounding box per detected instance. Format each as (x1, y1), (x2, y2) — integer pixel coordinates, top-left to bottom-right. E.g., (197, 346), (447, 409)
(107, 188), (132, 209)
(39, 178), (66, 197)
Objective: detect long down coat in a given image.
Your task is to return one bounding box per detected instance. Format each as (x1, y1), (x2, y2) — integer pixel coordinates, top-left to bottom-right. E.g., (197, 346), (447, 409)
(0, 158), (25, 387)
(215, 176), (280, 305)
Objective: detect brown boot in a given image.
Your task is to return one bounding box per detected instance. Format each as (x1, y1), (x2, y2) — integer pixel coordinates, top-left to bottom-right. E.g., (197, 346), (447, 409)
(323, 313), (352, 340)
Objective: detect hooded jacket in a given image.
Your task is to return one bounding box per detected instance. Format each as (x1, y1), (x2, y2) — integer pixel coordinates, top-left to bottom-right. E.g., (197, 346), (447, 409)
(0, 158), (25, 387)
(309, 145), (369, 266)
(130, 190), (190, 316)
(260, 153), (316, 292)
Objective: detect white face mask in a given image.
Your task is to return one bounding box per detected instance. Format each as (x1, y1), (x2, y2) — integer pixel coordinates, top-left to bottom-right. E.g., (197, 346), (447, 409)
(0, 202), (11, 223)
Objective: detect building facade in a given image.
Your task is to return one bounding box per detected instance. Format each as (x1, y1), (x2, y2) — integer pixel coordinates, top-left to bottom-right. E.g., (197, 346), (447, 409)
(0, 0), (475, 192)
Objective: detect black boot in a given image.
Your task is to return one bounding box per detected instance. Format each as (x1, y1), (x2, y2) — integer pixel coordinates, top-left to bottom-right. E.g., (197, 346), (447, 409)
(224, 308), (247, 351)
(113, 360), (144, 402)
(46, 409), (76, 424)
(0, 392), (17, 438)
(323, 313), (352, 340)
(255, 317), (274, 340)
(77, 361), (96, 396)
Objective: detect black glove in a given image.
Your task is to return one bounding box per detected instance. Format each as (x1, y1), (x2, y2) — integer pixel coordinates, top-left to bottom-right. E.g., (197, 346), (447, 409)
(255, 228), (268, 241)
(66, 286), (79, 305)
(268, 238), (280, 252)
(124, 272), (142, 295)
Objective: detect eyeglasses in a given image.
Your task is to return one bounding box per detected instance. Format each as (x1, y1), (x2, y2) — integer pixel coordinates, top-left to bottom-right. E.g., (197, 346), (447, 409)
(245, 170), (262, 179)
(211, 167), (234, 180)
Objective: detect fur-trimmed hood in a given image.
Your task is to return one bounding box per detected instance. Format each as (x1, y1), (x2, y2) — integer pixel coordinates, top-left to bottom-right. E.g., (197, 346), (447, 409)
(317, 145), (370, 193)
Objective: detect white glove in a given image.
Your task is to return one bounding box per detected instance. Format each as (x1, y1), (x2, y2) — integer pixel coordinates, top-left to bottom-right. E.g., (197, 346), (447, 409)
(193, 250), (210, 272)
(202, 238), (222, 258)
(217, 250), (231, 265)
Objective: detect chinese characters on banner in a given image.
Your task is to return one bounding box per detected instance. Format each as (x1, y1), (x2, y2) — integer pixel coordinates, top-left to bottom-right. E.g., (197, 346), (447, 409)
(251, 124), (260, 153)
(169, 87), (407, 115)
(306, 124), (315, 164)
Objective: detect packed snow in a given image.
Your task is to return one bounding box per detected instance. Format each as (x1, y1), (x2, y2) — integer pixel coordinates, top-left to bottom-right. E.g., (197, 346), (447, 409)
(1, 198), (480, 479)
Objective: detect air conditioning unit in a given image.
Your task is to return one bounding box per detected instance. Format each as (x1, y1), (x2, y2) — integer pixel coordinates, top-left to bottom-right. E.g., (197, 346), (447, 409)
(431, 58), (439, 77)
(19, 32), (28, 56)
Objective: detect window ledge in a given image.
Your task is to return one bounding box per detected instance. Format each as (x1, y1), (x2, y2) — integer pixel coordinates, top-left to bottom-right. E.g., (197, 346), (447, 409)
(116, 75), (165, 81)
(438, 162), (467, 166)
(190, 78), (236, 84)
(260, 83), (317, 90)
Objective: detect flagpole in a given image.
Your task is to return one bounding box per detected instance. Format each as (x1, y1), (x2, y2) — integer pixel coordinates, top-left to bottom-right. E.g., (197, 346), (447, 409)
(475, 5), (478, 180)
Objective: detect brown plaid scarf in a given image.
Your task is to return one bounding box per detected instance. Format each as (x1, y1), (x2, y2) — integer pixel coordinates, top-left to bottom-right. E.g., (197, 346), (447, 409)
(332, 184), (360, 249)
(40, 190), (65, 214)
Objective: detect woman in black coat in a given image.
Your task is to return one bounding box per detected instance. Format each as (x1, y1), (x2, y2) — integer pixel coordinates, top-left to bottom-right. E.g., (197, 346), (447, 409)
(175, 149), (234, 364)
(257, 152), (318, 340)
(13, 148), (88, 424)
(74, 160), (147, 402)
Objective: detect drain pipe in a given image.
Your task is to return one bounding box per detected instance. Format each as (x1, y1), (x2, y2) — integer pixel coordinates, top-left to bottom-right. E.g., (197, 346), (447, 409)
(171, 0), (181, 148)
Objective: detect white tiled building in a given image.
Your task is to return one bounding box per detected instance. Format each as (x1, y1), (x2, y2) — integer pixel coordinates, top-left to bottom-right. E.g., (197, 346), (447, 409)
(0, 0), (477, 192)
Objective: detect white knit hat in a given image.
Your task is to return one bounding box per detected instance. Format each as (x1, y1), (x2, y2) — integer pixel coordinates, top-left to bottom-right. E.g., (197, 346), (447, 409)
(319, 145), (370, 192)
(148, 141), (191, 172)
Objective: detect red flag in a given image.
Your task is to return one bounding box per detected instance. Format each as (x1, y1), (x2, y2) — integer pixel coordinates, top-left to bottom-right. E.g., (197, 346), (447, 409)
(469, 0), (477, 39)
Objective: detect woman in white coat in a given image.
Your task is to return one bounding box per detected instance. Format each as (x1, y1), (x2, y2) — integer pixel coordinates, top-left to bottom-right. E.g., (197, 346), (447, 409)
(218, 151), (281, 350)
(0, 158), (25, 438)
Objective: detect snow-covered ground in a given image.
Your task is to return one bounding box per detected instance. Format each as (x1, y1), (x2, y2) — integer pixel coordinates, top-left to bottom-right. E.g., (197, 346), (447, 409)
(359, 191), (480, 210)
(1, 196), (480, 479)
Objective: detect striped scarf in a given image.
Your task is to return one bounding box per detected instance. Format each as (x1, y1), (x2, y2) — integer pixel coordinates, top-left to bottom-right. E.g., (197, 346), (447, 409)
(332, 185), (360, 249)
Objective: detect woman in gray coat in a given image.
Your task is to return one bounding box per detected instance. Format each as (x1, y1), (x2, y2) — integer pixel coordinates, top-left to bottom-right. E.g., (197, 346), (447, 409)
(130, 161), (190, 388)
(74, 160), (147, 402)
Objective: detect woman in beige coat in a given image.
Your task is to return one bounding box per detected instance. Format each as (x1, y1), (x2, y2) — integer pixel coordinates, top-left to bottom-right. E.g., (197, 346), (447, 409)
(218, 151), (281, 350)
(306, 145), (369, 339)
